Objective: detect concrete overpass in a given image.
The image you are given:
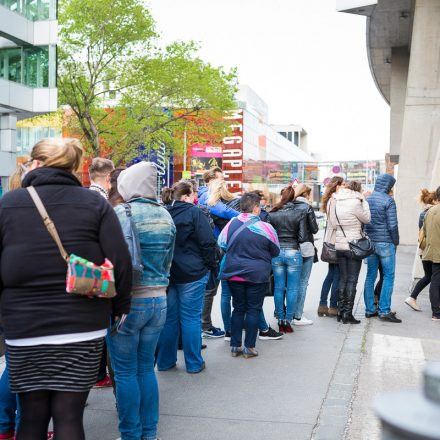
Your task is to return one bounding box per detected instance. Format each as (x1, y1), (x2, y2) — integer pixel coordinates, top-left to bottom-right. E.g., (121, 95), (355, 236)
(338, 0), (440, 245)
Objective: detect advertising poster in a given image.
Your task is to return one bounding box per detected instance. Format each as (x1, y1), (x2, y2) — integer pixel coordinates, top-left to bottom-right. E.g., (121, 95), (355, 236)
(190, 144), (222, 174)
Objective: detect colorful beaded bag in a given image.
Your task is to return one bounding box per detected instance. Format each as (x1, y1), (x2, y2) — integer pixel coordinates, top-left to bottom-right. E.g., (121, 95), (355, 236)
(27, 186), (116, 298)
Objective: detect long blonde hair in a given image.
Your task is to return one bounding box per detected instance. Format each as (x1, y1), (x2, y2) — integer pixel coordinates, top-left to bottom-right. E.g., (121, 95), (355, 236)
(207, 179), (235, 206)
(31, 138), (84, 172)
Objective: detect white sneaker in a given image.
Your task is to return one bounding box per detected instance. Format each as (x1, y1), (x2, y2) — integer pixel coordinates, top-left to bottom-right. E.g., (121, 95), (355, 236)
(292, 316), (313, 326)
(405, 297), (421, 311)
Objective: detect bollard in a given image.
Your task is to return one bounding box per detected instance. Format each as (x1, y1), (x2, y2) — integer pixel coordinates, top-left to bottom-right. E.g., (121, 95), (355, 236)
(375, 363), (440, 440)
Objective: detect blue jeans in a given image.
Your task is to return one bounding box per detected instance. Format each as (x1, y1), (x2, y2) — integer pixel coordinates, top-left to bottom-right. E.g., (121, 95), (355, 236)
(156, 273), (208, 373)
(221, 280), (269, 332)
(0, 355), (19, 436)
(295, 256), (314, 320)
(107, 296), (167, 440)
(272, 248), (302, 321)
(319, 263), (340, 308)
(364, 242), (396, 316)
(228, 281), (268, 349)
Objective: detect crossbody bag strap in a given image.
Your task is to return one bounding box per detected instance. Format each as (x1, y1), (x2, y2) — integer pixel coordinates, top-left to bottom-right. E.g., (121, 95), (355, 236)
(227, 217), (258, 250)
(333, 203), (347, 238)
(27, 186), (70, 262)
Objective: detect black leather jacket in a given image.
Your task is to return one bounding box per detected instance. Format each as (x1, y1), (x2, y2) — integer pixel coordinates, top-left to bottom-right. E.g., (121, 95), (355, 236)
(269, 199), (319, 249)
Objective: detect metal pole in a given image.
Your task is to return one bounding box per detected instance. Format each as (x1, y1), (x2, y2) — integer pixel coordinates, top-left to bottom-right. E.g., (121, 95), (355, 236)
(183, 129), (187, 172)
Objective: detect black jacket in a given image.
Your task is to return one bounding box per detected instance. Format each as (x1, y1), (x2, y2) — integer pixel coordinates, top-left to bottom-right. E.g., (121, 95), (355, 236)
(269, 200), (319, 249)
(166, 201), (217, 284)
(0, 167), (133, 340)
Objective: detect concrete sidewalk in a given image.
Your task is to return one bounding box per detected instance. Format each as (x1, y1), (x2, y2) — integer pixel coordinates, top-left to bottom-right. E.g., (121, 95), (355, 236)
(84, 245), (439, 440)
(84, 243), (367, 440)
(347, 246), (440, 439)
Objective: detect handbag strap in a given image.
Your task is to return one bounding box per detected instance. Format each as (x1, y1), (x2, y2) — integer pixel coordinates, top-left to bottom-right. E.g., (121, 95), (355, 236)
(27, 186), (70, 262)
(333, 204), (348, 238)
(227, 217), (258, 250)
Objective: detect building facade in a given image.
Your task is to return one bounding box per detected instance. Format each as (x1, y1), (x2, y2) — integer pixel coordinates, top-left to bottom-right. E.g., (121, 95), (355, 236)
(0, 0), (57, 194)
(338, 0), (440, 245)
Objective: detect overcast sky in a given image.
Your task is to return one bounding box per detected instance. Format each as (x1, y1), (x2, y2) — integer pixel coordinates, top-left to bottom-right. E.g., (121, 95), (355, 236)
(147, 0), (390, 161)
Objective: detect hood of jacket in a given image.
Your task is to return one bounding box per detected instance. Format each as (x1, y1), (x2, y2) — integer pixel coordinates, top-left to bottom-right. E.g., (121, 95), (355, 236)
(198, 186), (208, 198)
(374, 174), (396, 194)
(22, 167), (82, 188)
(166, 200), (195, 218)
(118, 161), (157, 202)
(333, 188), (361, 201)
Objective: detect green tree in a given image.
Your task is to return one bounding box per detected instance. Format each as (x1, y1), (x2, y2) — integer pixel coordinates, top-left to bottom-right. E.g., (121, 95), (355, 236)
(58, 0), (237, 162)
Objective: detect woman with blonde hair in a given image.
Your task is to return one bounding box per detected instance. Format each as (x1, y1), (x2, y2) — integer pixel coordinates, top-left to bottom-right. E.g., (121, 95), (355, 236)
(405, 188), (439, 311)
(0, 138), (132, 440)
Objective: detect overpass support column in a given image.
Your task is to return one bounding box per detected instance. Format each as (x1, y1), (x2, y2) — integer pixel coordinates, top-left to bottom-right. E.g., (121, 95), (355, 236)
(395, 0), (440, 245)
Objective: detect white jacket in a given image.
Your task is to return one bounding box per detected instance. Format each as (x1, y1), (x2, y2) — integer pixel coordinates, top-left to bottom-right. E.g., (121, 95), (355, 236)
(326, 189), (371, 251)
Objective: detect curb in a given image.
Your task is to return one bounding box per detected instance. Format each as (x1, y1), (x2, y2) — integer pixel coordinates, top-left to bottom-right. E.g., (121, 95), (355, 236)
(310, 295), (369, 440)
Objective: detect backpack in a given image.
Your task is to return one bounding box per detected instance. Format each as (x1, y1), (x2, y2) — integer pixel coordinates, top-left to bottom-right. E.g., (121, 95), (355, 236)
(121, 203), (144, 284)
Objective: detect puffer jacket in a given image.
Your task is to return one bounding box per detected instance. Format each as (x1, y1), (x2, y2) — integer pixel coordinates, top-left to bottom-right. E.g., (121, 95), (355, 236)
(365, 174), (399, 245)
(115, 198), (176, 287)
(269, 200), (318, 249)
(327, 189), (371, 251)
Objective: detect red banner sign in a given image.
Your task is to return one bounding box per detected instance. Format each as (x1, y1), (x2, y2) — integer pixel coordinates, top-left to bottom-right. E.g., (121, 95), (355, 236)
(222, 109), (244, 192)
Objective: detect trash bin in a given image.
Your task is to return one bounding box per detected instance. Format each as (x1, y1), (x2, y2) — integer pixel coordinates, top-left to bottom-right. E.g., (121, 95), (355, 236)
(375, 363), (440, 439)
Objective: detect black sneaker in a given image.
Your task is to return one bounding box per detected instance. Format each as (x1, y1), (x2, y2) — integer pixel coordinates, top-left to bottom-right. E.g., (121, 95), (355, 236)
(379, 312), (402, 323)
(365, 311), (378, 318)
(201, 343), (207, 350)
(258, 327), (283, 340)
(224, 331), (231, 342)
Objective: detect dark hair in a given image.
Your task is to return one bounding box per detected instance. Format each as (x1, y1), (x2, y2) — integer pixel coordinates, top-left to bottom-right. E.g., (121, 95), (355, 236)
(108, 167), (124, 207)
(240, 192), (261, 213)
(181, 178), (198, 193)
(248, 190), (264, 200)
(161, 181), (193, 204)
(270, 185), (295, 212)
(89, 157), (115, 180)
(345, 180), (362, 193)
(321, 176), (344, 212)
(202, 167), (223, 184)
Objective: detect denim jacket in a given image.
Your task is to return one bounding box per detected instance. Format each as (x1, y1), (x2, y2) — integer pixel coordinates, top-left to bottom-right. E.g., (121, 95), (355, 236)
(115, 198), (176, 287)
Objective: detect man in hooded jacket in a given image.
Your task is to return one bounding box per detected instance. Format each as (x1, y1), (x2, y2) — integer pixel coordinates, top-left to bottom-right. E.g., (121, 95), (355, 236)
(364, 174), (402, 323)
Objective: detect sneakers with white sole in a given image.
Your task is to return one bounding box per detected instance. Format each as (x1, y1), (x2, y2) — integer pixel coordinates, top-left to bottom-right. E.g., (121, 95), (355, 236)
(405, 297), (421, 311)
(292, 316), (313, 326)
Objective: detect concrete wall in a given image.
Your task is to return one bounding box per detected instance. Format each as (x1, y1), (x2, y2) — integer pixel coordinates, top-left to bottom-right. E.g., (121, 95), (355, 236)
(389, 47), (409, 158)
(395, 0), (440, 245)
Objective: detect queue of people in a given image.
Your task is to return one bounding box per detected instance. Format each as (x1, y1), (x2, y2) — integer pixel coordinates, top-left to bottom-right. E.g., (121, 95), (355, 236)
(0, 138), (434, 440)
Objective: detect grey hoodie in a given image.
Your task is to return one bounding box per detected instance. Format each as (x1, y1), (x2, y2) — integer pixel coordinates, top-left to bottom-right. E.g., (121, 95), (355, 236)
(118, 161), (157, 201)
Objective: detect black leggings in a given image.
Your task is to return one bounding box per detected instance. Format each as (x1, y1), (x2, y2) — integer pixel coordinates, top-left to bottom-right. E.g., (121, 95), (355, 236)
(411, 260), (433, 299)
(17, 390), (89, 440)
(337, 253), (362, 293)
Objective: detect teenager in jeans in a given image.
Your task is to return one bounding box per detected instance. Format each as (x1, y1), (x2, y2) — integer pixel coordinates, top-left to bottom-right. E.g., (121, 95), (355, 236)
(364, 174), (401, 323)
(405, 188), (438, 312)
(157, 182), (217, 373)
(269, 185), (305, 333)
(108, 162), (176, 440)
(218, 193), (280, 358)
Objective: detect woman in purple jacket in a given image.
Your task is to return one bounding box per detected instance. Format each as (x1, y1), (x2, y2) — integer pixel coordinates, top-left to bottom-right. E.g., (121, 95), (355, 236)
(218, 193), (280, 358)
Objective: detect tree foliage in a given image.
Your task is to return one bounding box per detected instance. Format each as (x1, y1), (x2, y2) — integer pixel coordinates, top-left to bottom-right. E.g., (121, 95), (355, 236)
(58, 0), (237, 162)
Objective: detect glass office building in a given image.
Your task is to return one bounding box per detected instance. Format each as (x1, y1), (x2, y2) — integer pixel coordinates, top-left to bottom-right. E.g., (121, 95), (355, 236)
(0, 0), (57, 195)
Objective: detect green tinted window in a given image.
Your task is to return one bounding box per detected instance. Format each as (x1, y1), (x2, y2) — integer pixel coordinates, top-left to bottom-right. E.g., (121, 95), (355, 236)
(0, 45), (55, 88)
(0, 0), (56, 21)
